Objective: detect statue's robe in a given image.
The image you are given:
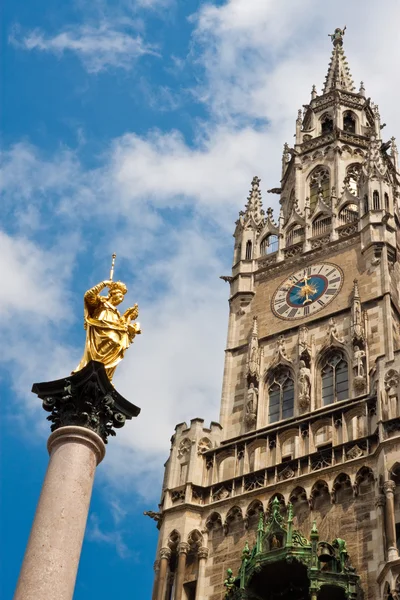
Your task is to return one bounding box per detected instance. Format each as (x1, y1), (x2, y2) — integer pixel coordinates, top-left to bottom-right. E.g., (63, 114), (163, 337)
(75, 282), (131, 381)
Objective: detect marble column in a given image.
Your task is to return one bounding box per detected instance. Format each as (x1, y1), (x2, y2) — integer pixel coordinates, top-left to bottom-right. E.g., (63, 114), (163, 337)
(14, 427), (105, 600)
(13, 361), (140, 600)
(383, 480), (399, 561)
(156, 548), (171, 600)
(195, 547), (209, 600)
(174, 542), (189, 600)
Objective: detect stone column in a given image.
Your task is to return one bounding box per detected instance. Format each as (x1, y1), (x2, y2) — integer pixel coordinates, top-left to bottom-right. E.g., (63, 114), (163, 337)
(195, 547), (209, 600)
(152, 559), (161, 600)
(13, 361), (140, 600)
(14, 426), (105, 600)
(383, 480), (399, 561)
(156, 548), (171, 600)
(174, 542), (189, 600)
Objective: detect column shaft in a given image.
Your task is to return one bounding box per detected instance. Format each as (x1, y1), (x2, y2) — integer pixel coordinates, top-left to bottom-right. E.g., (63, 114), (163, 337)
(383, 480), (398, 561)
(156, 550), (171, 600)
(14, 426), (105, 600)
(174, 544), (189, 600)
(195, 548), (209, 600)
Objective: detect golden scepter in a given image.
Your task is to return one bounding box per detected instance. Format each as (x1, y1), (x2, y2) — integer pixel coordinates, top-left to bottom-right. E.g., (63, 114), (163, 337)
(110, 253), (116, 281)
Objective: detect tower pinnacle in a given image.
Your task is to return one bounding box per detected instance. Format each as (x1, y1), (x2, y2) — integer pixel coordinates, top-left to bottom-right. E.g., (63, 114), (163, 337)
(323, 27), (355, 93)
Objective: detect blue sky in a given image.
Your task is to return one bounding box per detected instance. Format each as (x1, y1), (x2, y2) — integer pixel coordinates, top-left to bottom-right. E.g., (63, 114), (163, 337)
(1, 1), (400, 598)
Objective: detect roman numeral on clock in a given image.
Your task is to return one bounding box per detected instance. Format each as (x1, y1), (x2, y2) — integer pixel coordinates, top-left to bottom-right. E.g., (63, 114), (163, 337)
(277, 304), (290, 315)
(329, 277), (341, 284)
(317, 299), (325, 306)
(288, 308), (299, 318)
(303, 306), (310, 316)
(325, 288), (337, 295)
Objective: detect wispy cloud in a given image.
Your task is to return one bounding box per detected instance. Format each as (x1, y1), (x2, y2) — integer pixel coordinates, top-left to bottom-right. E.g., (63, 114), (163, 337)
(87, 515), (133, 559)
(9, 21), (159, 73)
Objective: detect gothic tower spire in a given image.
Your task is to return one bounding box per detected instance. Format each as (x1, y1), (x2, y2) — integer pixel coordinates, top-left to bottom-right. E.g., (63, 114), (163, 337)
(323, 26), (355, 93)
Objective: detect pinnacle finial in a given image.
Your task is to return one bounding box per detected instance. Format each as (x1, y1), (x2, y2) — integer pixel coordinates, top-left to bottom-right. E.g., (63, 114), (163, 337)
(311, 84), (317, 99)
(359, 81), (365, 96)
(328, 26), (346, 46)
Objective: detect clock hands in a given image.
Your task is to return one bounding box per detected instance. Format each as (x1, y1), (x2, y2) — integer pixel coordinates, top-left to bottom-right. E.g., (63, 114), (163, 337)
(285, 272), (318, 305)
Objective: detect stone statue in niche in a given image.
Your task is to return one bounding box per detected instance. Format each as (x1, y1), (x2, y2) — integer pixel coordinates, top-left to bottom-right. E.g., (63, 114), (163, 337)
(246, 316), (260, 381)
(384, 369), (400, 420)
(245, 383), (258, 428)
(298, 360), (311, 409)
(353, 345), (367, 393)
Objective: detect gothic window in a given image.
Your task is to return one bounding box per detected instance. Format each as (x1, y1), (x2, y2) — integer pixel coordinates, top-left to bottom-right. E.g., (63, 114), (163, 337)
(364, 194), (369, 214)
(312, 215), (332, 237)
(345, 163), (361, 196)
(373, 190), (380, 210)
(338, 204), (358, 224)
(245, 240), (252, 260)
(268, 369), (294, 423)
(286, 225), (305, 247)
(385, 192), (390, 211)
(321, 113), (333, 134)
(309, 166), (330, 212)
(321, 351), (349, 405)
(343, 111), (356, 133)
(260, 234), (278, 255)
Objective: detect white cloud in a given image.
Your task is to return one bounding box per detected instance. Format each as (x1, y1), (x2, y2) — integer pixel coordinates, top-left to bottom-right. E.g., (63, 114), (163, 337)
(9, 21), (159, 73)
(87, 514), (133, 559)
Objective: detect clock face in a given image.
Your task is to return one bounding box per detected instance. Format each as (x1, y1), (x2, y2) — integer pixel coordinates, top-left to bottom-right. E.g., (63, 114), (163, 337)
(272, 263), (343, 320)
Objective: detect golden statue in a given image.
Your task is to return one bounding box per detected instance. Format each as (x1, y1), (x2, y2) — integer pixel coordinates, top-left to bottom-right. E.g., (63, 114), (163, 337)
(74, 254), (141, 381)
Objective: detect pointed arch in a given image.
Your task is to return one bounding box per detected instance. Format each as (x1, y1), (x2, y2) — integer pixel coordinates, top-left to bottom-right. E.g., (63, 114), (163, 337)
(343, 110), (357, 133)
(167, 529), (181, 550)
(318, 348), (349, 406)
(354, 466), (374, 496)
(245, 239), (253, 260)
(205, 512), (222, 531)
(266, 365), (295, 423)
(332, 473), (352, 503)
(320, 112), (333, 134)
(224, 506), (243, 533)
(260, 234), (278, 255)
(308, 165), (330, 212)
(187, 529), (203, 551)
(310, 480), (330, 510)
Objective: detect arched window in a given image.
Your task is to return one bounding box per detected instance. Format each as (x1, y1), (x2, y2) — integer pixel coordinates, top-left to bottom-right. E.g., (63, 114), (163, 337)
(245, 240), (252, 260)
(312, 215), (332, 237)
(364, 195), (369, 214)
(385, 192), (390, 211)
(321, 113), (333, 134)
(309, 166), (330, 212)
(321, 351), (349, 405)
(260, 234), (278, 255)
(343, 111), (356, 133)
(373, 190), (380, 210)
(345, 164), (361, 196)
(338, 204), (358, 224)
(268, 368), (294, 423)
(286, 226), (305, 247)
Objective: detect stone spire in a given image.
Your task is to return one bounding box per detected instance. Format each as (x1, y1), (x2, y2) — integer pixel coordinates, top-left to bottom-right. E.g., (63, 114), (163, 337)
(362, 133), (387, 179)
(243, 176), (265, 226)
(323, 27), (355, 94)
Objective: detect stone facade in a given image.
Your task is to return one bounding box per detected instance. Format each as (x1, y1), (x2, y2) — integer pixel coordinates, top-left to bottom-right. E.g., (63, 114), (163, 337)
(152, 31), (400, 600)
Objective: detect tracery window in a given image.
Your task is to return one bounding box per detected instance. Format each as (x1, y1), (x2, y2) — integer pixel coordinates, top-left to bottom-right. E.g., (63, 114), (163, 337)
(321, 351), (349, 406)
(309, 166), (330, 212)
(338, 204), (358, 224)
(343, 111), (356, 133)
(268, 369), (294, 423)
(260, 234), (278, 255)
(345, 163), (361, 196)
(321, 113), (333, 134)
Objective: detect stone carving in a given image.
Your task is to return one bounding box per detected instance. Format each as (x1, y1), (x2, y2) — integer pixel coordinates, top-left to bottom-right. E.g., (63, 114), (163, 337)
(383, 369), (400, 420)
(178, 438), (192, 459)
(144, 510), (162, 523)
(326, 317), (344, 345)
(212, 486), (230, 502)
(244, 474), (264, 491)
(298, 360), (311, 410)
(36, 361), (140, 443)
(247, 316), (260, 382)
(245, 383), (258, 428)
(351, 280), (365, 343)
(197, 437), (212, 454)
(198, 547), (209, 560)
(278, 464), (295, 481)
(171, 490), (185, 503)
(346, 445), (364, 460)
(159, 547), (172, 561)
(353, 346), (366, 392)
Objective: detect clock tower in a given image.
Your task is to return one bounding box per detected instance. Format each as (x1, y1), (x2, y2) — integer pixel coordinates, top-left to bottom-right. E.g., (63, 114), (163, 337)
(150, 29), (400, 600)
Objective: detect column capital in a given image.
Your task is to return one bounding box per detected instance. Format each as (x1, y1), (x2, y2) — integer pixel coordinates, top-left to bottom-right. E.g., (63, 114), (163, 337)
(47, 425), (106, 465)
(178, 542), (190, 555)
(33, 361), (140, 444)
(198, 547), (209, 560)
(159, 547), (172, 561)
(383, 480), (396, 495)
